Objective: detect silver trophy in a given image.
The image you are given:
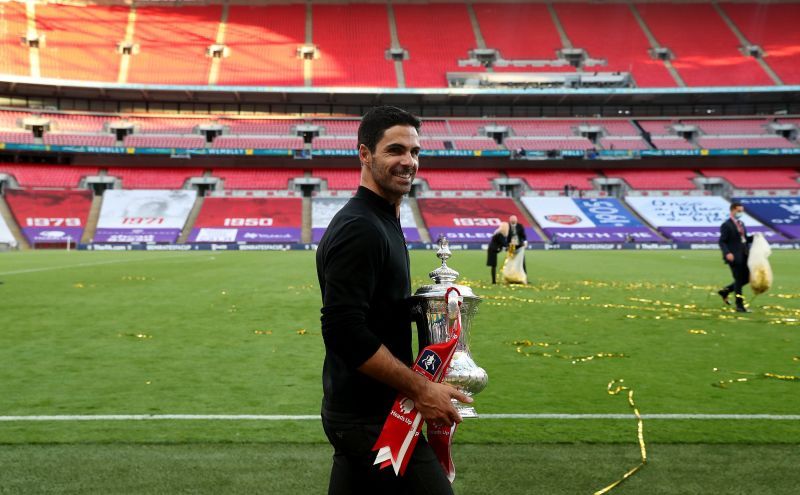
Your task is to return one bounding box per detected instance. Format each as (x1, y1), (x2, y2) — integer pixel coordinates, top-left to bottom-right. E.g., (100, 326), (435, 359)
(409, 238), (488, 418)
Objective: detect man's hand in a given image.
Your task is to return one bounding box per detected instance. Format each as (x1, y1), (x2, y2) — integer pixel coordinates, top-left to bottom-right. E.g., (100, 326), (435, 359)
(725, 253), (734, 262)
(358, 345), (472, 426)
(413, 381), (472, 426)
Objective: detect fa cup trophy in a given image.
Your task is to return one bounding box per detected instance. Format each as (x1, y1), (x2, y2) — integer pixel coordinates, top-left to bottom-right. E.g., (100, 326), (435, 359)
(409, 238), (488, 417)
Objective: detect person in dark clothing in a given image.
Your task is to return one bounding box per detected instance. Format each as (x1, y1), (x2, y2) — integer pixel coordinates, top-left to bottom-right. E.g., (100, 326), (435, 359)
(718, 202), (753, 313)
(507, 215), (528, 274)
(316, 106), (469, 495)
(487, 222), (509, 284)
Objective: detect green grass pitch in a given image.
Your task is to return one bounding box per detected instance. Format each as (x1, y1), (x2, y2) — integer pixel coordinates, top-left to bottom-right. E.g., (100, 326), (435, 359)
(0, 249), (798, 494)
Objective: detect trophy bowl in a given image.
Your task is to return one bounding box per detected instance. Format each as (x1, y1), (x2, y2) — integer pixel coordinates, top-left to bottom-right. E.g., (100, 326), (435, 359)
(409, 238), (488, 418)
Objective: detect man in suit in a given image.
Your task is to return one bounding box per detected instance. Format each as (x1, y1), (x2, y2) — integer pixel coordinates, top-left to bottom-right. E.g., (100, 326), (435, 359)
(718, 202), (753, 313)
(507, 215), (527, 275)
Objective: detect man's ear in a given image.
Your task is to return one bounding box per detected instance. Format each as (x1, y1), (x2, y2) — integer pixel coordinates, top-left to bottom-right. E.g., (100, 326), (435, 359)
(358, 144), (371, 168)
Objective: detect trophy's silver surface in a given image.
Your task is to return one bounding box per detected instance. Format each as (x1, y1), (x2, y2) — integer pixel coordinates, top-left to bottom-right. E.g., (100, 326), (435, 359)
(409, 238), (488, 418)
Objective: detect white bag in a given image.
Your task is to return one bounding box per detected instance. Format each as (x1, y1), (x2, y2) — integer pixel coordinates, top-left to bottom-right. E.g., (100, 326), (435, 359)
(502, 245), (527, 284)
(747, 233), (773, 295)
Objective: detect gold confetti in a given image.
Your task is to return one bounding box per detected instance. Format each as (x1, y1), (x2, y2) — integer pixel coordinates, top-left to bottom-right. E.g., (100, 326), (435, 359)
(221, 290), (227, 295)
(118, 333), (153, 340)
(688, 329), (707, 335)
(712, 368), (799, 388)
(296, 329), (307, 335)
(73, 283), (84, 289)
(595, 379), (647, 494)
(254, 330), (272, 335)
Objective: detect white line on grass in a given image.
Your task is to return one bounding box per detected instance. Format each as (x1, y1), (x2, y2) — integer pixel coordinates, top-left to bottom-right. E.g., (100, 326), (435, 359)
(0, 254), (212, 276)
(1, 414), (798, 422)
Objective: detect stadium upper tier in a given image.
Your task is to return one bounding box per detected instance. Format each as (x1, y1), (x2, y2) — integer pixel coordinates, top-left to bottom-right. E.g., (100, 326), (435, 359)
(1, 110), (797, 152)
(1, 164), (797, 191)
(1, 2), (798, 87)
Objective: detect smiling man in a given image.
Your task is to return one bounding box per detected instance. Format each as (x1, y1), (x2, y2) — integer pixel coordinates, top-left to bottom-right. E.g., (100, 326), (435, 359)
(316, 106), (469, 494)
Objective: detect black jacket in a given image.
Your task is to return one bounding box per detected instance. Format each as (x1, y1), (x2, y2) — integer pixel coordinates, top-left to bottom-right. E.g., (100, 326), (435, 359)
(316, 186), (412, 422)
(486, 232), (507, 266)
(719, 217), (753, 265)
(507, 223), (527, 247)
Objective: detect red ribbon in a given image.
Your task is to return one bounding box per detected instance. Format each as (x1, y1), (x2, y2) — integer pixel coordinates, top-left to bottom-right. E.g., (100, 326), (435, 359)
(372, 287), (463, 480)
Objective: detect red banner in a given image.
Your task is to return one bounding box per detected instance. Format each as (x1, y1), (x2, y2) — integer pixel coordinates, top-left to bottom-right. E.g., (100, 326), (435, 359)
(418, 198), (528, 228)
(194, 197), (302, 228)
(5, 189), (92, 228)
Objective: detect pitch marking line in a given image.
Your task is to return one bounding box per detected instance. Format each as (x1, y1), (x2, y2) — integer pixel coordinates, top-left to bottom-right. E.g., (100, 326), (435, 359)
(0, 254), (213, 276)
(1, 414), (798, 422)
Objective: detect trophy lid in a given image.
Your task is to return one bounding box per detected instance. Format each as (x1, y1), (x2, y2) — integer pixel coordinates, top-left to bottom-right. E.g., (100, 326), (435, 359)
(412, 237), (478, 300)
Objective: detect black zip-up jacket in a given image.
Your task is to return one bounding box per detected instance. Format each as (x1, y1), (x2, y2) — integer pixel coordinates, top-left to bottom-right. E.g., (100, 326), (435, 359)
(316, 186), (412, 422)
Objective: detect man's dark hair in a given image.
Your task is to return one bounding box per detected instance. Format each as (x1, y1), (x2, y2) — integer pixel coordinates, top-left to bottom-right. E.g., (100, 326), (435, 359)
(730, 201), (743, 211)
(357, 106), (421, 153)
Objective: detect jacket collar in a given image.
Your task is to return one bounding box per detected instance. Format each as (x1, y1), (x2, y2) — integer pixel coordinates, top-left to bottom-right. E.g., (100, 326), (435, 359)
(356, 186), (399, 218)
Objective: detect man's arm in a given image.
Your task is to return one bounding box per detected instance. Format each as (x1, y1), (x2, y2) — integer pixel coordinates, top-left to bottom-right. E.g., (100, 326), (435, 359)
(719, 221), (733, 262)
(518, 224), (527, 245)
(359, 345), (471, 426)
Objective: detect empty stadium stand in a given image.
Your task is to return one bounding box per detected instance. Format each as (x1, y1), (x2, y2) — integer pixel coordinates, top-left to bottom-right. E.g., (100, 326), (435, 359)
(212, 136), (303, 149)
(603, 169), (698, 190)
(417, 169), (498, 190)
(127, 6), (221, 85)
(501, 120), (579, 137)
(0, 131), (35, 144)
(0, 1), (29, 77)
(650, 136), (697, 150)
(105, 167), (204, 189)
(224, 119), (303, 136)
(697, 136), (796, 150)
(0, 164), (98, 188)
(599, 137), (650, 151)
(682, 119), (772, 135)
(722, 2), (800, 85)
(313, 4), (396, 87)
(1, 2), (799, 89)
(122, 135), (206, 148)
(36, 3), (128, 82)
(506, 170), (598, 190)
(473, 3), (569, 63)
(218, 5), (305, 86)
(554, 3), (676, 87)
(312, 137), (357, 150)
(452, 138), (499, 151)
(699, 168), (800, 189)
(394, 3), (483, 88)
(43, 134), (117, 147)
(312, 168), (360, 190)
(212, 168), (304, 190)
(313, 120), (359, 136)
(636, 3), (773, 86)
(503, 137), (594, 151)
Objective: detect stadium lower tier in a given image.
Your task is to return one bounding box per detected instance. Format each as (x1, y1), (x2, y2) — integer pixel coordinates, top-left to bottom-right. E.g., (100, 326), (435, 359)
(2, 188), (798, 248)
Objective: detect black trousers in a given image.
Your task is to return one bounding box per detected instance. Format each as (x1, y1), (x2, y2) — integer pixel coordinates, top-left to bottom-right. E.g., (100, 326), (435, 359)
(322, 417), (454, 495)
(723, 261), (750, 306)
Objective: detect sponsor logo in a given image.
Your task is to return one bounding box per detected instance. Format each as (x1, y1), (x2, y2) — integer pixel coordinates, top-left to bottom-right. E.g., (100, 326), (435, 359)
(545, 214), (581, 225)
(39, 231), (66, 239)
(399, 397), (415, 414)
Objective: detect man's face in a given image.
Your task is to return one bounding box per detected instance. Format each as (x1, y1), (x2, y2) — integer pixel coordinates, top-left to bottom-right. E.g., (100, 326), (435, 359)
(360, 125), (420, 202)
(732, 206), (744, 217)
(509, 215), (518, 226)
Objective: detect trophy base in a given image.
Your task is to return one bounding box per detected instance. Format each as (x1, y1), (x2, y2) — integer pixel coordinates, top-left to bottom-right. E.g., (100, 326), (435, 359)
(454, 401), (478, 418)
